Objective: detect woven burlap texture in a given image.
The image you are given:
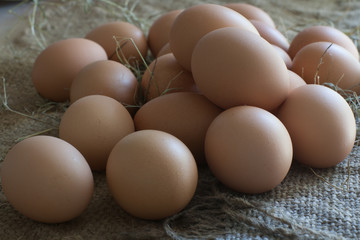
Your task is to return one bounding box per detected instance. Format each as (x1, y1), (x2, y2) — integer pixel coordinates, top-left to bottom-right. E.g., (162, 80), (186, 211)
(0, 0), (359, 239)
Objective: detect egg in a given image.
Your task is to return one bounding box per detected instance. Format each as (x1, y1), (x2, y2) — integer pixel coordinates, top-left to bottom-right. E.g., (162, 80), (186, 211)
(288, 25), (359, 60)
(85, 21), (148, 65)
(157, 42), (172, 57)
(59, 95), (135, 171)
(106, 130), (198, 220)
(277, 84), (356, 168)
(31, 38), (107, 102)
(169, 3), (259, 71)
(250, 20), (289, 51)
(141, 53), (197, 101)
(0, 136), (94, 223)
(205, 106), (293, 194)
(291, 42), (360, 94)
(271, 70), (306, 116)
(191, 27), (289, 111)
(70, 60), (138, 114)
(288, 70), (306, 92)
(147, 9), (183, 57)
(273, 44), (292, 69)
(134, 92), (222, 164)
(224, 3), (276, 28)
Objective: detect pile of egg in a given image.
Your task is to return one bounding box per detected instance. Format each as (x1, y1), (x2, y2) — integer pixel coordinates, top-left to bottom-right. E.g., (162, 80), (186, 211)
(1, 3), (359, 223)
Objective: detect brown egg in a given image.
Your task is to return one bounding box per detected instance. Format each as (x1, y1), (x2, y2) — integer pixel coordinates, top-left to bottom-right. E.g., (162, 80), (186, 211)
(277, 84), (356, 168)
(273, 45), (292, 69)
(191, 27), (289, 111)
(288, 25), (359, 60)
(288, 70), (306, 92)
(250, 20), (289, 51)
(291, 42), (360, 94)
(270, 70), (305, 116)
(85, 21), (148, 65)
(1, 136), (94, 223)
(31, 38), (107, 102)
(59, 95), (135, 171)
(147, 9), (183, 57)
(106, 130), (198, 220)
(70, 60), (138, 114)
(157, 42), (172, 57)
(134, 92), (222, 164)
(169, 3), (259, 71)
(141, 53), (197, 101)
(205, 106), (293, 194)
(224, 3), (276, 28)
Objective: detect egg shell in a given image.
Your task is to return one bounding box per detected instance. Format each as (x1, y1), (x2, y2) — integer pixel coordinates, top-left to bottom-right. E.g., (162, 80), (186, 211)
(31, 38), (107, 102)
(134, 92), (222, 164)
(106, 130), (198, 220)
(205, 106), (293, 194)
(224, 3), (276, 28)
(288, 25), (359, 60)
(157, 42), (172, 57)
(85, 21), (148, 65)
(288, 70), (306, 92)
(147, 9), (183, 57)
(141, 53), (197, 101)
(59, 95), (135, 171)
(0, 136), (94, 223)
(191, 27), (289, 111)
(273, 44), (292, 69)
(70, 60), (138, 115)
(277, 84), (356, 168)
(250, 20), (289, 51)
(270, 70), (306, 116)
(291, 41), (360, 94)
(169, 3), (259, 71)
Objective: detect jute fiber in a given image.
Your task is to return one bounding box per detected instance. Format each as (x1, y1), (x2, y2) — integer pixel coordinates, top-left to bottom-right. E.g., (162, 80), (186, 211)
(0, 0), (359, 239)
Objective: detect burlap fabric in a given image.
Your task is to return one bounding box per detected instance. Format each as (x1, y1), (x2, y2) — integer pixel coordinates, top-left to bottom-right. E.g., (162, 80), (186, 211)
(0, 0), (359, 239)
